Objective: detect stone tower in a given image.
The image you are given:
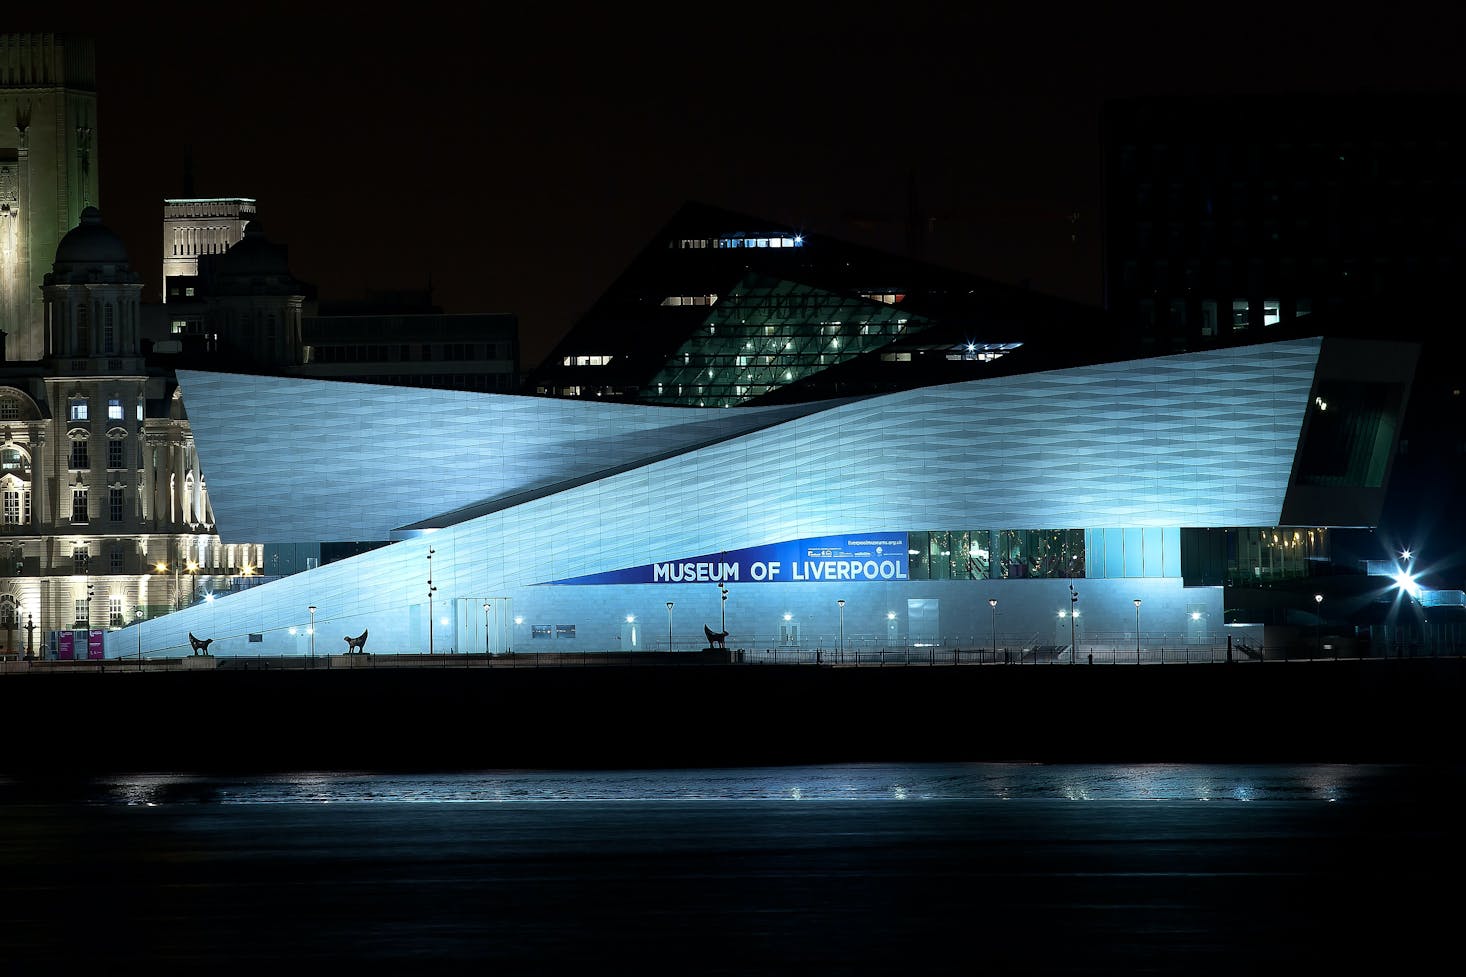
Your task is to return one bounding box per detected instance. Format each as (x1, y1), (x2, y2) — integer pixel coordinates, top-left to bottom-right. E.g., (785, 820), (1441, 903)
(0, 34), (100, 362)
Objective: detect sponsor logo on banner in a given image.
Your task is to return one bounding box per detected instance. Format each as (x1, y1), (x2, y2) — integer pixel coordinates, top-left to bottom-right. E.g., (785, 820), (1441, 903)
(539, 533), (909, 586)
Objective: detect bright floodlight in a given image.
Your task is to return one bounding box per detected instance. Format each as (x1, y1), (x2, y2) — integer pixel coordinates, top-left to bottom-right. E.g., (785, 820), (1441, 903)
(1401, 548), (1412, 561)
(1392, 568), (1422, 598)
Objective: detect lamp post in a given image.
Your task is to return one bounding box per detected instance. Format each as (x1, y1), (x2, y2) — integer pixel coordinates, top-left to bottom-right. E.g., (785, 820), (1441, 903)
(837, 599), (845, 663)
(719, 583), (728, 633)
(25, 613), (34, 661)
(1134, 599), (1142, 664)
(1069, 585), (1078, 663)
(308, 605), (317, 661)
(988, 598), (998, 663)
(135, 607), (143, 665)
(483, 602), (491, 656)
(153, 561), (170, 612)
(1314, 593), (1323, 658)
(666, 601), (674, 652)
(427, 547), (437, 655)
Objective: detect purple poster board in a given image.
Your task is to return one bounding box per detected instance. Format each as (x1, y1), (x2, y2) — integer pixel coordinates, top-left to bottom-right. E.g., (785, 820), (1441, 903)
(57, 631), (74, 660)
(87, 630), (104, 660)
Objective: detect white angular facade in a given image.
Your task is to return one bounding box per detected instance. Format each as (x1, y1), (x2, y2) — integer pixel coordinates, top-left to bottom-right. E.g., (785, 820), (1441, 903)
(105, 336), (1412, 660)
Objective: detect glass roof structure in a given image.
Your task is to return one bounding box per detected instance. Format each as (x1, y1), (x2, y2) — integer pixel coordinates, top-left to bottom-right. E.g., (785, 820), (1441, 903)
(640, 274), (930, 406)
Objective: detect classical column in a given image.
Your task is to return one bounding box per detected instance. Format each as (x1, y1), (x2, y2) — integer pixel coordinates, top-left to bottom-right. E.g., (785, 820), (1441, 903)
(28, 425), (46, 528)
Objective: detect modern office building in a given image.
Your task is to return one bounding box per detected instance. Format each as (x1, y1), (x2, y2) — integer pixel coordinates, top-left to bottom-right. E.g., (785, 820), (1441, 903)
(297, 311), (520, 393)
(1101, 94), (1465, 352)
(529, 202), (1112, 407)
(105, 334), (1422, 661)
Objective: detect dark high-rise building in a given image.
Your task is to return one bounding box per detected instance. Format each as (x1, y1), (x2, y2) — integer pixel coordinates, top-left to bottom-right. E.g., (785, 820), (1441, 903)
(1102, 93), (1465, 352)
(1102, 94), (1466, 589)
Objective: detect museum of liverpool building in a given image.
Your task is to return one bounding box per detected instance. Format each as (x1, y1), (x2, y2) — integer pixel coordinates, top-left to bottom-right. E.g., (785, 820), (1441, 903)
(102, 332), (1417, 662)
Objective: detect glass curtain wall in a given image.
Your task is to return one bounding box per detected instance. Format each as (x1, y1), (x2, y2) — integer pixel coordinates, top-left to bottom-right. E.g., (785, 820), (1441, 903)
(640, 273), (928, 406)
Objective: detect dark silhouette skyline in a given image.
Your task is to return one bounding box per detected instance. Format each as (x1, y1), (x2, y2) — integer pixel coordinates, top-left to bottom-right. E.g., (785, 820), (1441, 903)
(39, 4), (1466, 367)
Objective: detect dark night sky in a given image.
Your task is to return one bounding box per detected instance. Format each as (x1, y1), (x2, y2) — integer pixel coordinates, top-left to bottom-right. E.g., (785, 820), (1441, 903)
(30, 3), (1466, 368)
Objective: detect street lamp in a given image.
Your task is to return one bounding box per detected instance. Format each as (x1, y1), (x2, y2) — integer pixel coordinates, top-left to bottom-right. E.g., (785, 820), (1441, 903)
(308, 605), (317, 661)
(1134, 598), (1142, 664)
(152, 561), (169, 612)
(1314, 593), (1323, 658)
(186, 560), (199, 605)
(837, 599), (845, 663)
(135, 607), (144, 665)
(666, 601), (674, 652)
(483, 602), (491, 655)
(1069, 585), (1079, 663)
(719, 583), (728, 633)
(988, 598), (998, 663)
(427, 548), (437, 655)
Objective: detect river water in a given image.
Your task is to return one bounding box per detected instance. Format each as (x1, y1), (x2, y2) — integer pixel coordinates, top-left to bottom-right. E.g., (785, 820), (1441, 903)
(2, 763), (1460, 974)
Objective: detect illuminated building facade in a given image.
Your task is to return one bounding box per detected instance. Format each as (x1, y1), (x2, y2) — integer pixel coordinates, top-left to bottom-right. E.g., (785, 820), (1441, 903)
(1, 33), (99, 363)
(105, 335), (1420, 661)
(161, 197), (256, 300)
(2, 33), (264, 658)
(0, 207), (261, 657)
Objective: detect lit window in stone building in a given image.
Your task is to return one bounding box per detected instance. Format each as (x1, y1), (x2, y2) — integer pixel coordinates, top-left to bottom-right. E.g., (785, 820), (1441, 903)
(69, 440), (89, 470)
(0, 447), (27, 476)
(108, 398), (123, 420)
(69, 397), (88, 421)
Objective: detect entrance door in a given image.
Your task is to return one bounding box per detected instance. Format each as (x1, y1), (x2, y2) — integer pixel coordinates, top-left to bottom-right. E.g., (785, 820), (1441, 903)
(907, 599), (938, 647)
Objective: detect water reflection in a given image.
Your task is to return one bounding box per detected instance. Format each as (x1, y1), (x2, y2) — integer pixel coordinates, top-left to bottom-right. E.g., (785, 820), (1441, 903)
(15, 761), (1420, 807)
(1, 762), (1460, 974)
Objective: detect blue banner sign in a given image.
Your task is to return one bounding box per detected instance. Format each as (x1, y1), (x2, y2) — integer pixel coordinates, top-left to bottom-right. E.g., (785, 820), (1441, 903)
(540, 533), (909, 586)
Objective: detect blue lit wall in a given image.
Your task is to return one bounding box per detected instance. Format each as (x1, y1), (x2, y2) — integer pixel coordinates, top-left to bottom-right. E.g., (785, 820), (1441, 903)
(110, 340), (1324, 659)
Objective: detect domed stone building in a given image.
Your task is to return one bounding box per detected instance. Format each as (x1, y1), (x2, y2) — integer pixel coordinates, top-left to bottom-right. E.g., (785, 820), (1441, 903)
(0, 206), (260, 658)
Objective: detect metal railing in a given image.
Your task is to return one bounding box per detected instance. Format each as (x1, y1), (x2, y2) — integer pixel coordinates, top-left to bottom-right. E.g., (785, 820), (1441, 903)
(5, 641), (1462, 674)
